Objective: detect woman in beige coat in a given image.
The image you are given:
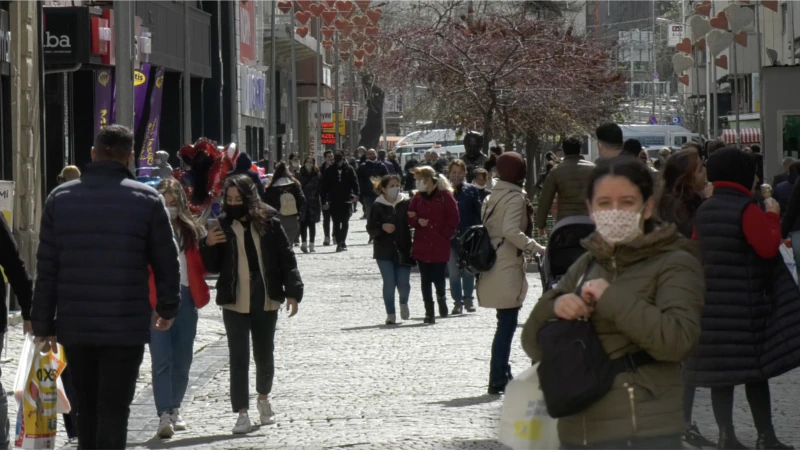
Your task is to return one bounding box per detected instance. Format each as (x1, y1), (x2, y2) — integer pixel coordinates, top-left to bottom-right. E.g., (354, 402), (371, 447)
(477, 152), (545, 395)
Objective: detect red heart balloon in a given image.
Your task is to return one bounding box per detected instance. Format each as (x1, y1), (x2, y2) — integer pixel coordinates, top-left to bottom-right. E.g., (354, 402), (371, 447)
(341, 4), (356, 19)
(763, 0), (778, 12)
(676, 38), (692, 55)
(324, 0), (336, 7)
(334, 18), (350, 30)
(366, 8), (382, 24)
(355, 0), (371, 12)
(296, 26), (310, 38)
(364, 42), (376, 54)
(277, 1), (293, 14)
(323, 40), (334, 50)
(342, 24), (355, 37)
(715, 55), (728, 69)
(352, 15), (368, 26)
(679, 74), (690, 86)
(322, 26), (335, 39)
(296, 1), (313, 11)
(336, 1), (353, 12)
(322, 9), (338, 26)
(309, 3), (326, 17)
(734, 31), (748, 47)
(354, 59), (364, 69)
(295, 11), (312, 25)
(365, 26), (379, 36)
(710, 12), (728, 30)
(339, 50), (351, 61)
(354, 48), (365, 60)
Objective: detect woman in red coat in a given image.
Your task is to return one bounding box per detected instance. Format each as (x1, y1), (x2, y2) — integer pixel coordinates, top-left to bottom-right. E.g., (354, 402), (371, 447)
(148, 179), (210, 438)
(408, 166), (460, 324)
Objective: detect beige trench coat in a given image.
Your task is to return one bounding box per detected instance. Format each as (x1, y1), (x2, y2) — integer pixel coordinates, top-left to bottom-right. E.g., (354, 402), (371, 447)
(476, 181), (537, 310)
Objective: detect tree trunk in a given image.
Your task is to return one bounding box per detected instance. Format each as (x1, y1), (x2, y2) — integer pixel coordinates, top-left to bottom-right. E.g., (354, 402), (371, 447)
(525, 130), (540, 201)
(358, 75), (384, 150)
(482, 110), (494, 154)
(501, 107), (514, 151)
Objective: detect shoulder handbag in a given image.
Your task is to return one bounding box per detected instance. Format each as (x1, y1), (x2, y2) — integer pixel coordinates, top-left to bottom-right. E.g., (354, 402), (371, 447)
(536, 260), (655, 418)
(457, 192), (512, 274)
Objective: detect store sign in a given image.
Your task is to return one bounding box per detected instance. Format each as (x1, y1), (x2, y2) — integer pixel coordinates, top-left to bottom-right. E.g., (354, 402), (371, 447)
(309, 102), (334, 126)
(240, 65), (266, 118)
(322, 113), (346, 135)
(239, 1), (255, 64)
(321, 133), (336, 145)
(43, 7), (93, 65)
(668, 24), (684, 48)
(0, 10), (10, 76)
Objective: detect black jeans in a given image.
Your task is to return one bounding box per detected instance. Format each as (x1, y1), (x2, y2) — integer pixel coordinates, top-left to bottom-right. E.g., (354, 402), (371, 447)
(300, 219), (316, 244)
(331, 203), (352, 246)
(490, 307), (520, 388)
(418, 262), (447, 315)
(61, 364), (79, 439)
(64, 344), (145, 450)
(711, 381), (773, 434)
(322, 208), (332, 240)
(683, 384), (696, 424)
(222, 274), (279, 412)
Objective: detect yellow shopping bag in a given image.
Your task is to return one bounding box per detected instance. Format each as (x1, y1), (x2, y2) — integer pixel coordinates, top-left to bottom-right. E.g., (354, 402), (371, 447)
(14, 342), (66, 449)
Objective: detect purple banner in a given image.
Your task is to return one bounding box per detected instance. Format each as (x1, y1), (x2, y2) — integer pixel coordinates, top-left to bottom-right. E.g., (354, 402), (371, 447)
(93, 69), (114, 138)
(138, 67), (166, 176)
(133, 63), (151, 133)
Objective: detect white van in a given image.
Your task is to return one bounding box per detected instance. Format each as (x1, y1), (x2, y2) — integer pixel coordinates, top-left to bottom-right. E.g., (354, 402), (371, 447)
(586, 125), (701, 161)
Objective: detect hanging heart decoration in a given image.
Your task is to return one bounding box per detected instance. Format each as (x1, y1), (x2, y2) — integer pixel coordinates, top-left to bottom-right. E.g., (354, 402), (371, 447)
(341, 4), (356, 19)
(365, 26), (379, 36)
(336, 0), (354, 12)
(676, 38), (693, 55)
(351, 32), (366, 47)
(763, 1), (778, 13)
(352, 15), (369, 26)
(710, 11), (729, 30)
(715, 55), (728, 69)
(339, 50), (351, 61)
(296, 26), (310, 38)
(734, 31), (748, 47)
(679, 74), (690, 86)
(277, 1), (293, 14)
(321, 26), (336, 39)
(322, 9), (338, 25)
(339, 40), (352, 52)
(706, 29), (734, 56)
(309, 3), (326, 17)
(322, 40), (334, 50)
(364, 42), (377, 54)
(342, 24), (355, 37)
(354, 48), (366, 60)
(355, 0), (371, 12)
(324, 0), (337, 7)
(694, 0), (712, 16)
(334, 18), (350, 30)
(296, 1), (313, 11)
(724, 3), (754, 33)
(673, 53), (695, 74)
(689, 15), (712, 42)
(354, 59), (364, 69)
(295, 11), (312, 25)
(366, 8), (383, 24)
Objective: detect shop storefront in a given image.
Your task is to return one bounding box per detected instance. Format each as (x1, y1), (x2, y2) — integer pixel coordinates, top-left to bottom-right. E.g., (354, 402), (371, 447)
(0, 5), (12, 181)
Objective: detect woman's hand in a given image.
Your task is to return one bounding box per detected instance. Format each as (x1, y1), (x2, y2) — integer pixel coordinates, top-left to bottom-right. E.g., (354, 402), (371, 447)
(407, 211), (417, 218)
(418, 218), (429, 227)
(554, 294), (594, 320)
(580, 279), (610, 304)
(382, 223), (396, 234)
(206, 228), (227, 246)
(286, 298), (299, 317)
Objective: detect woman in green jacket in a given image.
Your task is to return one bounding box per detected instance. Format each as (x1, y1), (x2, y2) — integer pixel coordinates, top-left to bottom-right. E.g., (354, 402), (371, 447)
(522, 157), (705, 449)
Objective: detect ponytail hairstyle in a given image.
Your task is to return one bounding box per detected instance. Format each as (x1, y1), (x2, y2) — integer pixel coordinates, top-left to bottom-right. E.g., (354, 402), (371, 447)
(413, 166), (453, 193)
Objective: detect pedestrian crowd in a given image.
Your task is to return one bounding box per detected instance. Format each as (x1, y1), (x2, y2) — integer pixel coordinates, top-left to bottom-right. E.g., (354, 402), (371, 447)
(0, 121), (798, 450)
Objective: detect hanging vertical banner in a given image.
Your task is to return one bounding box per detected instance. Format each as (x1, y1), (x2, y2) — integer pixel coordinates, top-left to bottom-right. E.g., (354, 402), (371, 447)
(133, 62), (151, 133)
(93, 69), (114, 138)
(139, 67), (165, 175)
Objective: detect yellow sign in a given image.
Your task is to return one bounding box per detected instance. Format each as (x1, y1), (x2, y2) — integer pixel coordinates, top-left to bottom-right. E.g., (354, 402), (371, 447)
(322, 113), (347, 135)
(134, 70), (147, 86)
(98, 71), (110, 87)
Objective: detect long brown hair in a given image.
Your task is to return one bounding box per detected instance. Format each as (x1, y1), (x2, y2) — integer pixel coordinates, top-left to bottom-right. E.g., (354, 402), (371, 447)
(223, 174), (273, 235)
(157, 179), (203, 251)
(658, 151), (704, 233)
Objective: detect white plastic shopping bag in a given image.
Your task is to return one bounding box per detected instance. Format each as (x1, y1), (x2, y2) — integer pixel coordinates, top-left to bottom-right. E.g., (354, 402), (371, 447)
(498, 364), (559, 450)
(780, 242), (798, 283)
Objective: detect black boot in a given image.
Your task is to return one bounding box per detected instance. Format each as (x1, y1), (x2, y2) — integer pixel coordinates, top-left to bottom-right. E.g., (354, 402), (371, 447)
(423, 300), (436, 324)
(718, 425), (748, 450)
(756, 428), (794, 450)
(437, 296), (449, 318)
(684, 422), (717, 449)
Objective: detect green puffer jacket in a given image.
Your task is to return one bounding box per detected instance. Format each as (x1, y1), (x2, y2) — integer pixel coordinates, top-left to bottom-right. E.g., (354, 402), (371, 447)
(521, 224), (704, 446)
(535, 155), (595, 229)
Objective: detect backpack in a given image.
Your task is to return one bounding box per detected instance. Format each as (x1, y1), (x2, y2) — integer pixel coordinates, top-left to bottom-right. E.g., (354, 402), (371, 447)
(536, 260), (655, 418)
(457, 192), (510, 274)
(279, 189), (298, 216)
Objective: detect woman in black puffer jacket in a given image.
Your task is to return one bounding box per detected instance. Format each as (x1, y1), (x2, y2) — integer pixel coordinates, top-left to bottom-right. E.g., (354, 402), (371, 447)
(297, 156), (321, 253)
(366, 174), (414, 325)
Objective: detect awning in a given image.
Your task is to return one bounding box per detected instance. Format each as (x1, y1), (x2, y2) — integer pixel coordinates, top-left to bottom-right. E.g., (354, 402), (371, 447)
(722, 128), (762, 145)
(379, 136), (402, 149)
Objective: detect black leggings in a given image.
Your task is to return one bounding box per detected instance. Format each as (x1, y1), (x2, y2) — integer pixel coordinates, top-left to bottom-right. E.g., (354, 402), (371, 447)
(711, 381), (773, 434)
(300, 220), (316, 243)
(322, 209), (331, 239)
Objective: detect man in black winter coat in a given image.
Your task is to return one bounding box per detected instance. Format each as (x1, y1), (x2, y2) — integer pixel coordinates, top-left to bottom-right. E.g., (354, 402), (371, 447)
(322, 151), (360, 251)
(357, 149), (389, 220)
(32, 125), (180, 450)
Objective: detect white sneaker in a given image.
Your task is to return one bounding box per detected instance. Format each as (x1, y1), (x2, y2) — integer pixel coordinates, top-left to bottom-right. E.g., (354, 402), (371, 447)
(171, 409), (187, 431)
(385, 314), (397, 325)
(157, 412), (175, 438)
(232, 412), (252, 434)
(257, 398), (276, 425)
(309, 243), (316, 253)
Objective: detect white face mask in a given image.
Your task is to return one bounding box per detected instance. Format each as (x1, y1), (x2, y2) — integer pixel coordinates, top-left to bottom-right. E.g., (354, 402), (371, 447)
(386, 186), (400, 200)
(167, 206), (179, 220)
(305, 163), (313, 171)
(416, 179), (428, 192)
(592, 209), (643, 244)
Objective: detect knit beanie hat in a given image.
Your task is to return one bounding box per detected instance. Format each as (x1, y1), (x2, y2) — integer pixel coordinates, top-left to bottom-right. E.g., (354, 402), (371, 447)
(496, 152), (527, 186)
(706, 146), (756, 190)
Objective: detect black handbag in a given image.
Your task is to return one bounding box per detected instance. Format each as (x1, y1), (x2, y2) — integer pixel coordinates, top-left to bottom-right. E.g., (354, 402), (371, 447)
(457, 192), (510, 274)
(536, 260), (655, 418)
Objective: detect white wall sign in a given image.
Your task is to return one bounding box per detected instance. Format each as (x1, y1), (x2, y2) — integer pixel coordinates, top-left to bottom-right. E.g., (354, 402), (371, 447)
(668, 24), (684, 47)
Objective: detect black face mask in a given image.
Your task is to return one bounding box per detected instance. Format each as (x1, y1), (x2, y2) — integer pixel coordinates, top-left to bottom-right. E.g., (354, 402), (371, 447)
(334, 155), (343, 163)
(225, 204), (249, 221)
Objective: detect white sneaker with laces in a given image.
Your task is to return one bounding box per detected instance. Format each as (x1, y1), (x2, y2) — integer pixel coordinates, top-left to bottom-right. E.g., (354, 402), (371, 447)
(232, 412), (252, 434)
(157, 412), (174, 438)
(171, 409), (187, 431)
(257, 398), (276, 425)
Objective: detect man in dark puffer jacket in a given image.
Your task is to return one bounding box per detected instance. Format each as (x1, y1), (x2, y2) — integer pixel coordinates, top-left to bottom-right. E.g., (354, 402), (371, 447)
(32, 125), (180, 450)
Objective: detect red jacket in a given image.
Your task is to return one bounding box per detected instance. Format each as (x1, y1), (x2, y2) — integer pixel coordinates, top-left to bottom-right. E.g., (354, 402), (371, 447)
(149, 245), (210, 309)
(408, 189), (460, 263)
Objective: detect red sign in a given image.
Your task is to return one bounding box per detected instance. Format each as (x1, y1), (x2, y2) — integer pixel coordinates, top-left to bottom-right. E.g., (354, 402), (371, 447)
(239, 1), (255, 63)
(321, 133), (336, 145)
(91, 17), (110, 56)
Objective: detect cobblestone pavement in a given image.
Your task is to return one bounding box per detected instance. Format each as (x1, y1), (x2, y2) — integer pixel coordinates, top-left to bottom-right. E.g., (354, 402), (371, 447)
(2, 216), (800, 449)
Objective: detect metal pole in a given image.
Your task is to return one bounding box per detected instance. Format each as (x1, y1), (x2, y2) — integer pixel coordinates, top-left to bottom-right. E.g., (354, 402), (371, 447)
(334, 33), (341, 152)
(757, 4), (765, 150)
(733, 42), (741, 145)
(791, 0), (796, 65)
(315, 17), (322, 159)
(651, 0), (656, 118)
(218, 0), (224, 142)
(268, 0), (277, 162)
(381, 98), (387, 151)
(183, 2), (192, 143)
(350, 63), (356, 154)
(710, 2), (718, 140)
(289, 9), (299, 156)
(114, 1), (134, 130)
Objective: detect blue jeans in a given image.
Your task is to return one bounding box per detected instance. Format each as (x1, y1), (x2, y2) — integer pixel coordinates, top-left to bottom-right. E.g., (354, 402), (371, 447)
(489, 307), (521, 388)
(560, 435), (682, 449)
(448, 247), (475, 304)
(376, 259), (411, 315)
(150, 286), (198, 416)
